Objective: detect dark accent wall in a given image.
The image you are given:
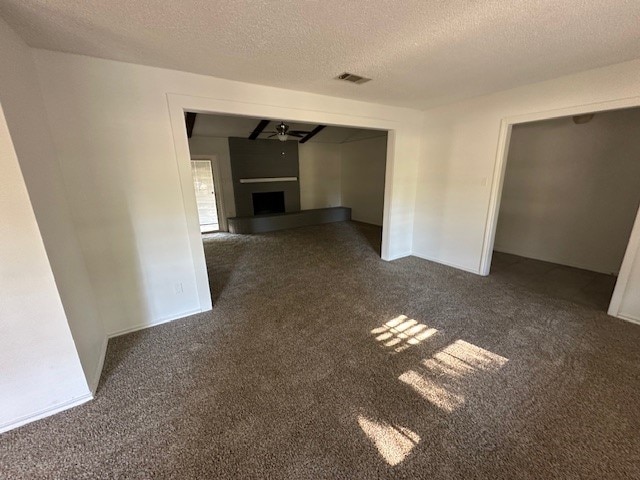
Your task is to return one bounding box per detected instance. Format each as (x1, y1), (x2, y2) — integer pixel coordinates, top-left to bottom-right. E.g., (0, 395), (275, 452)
(228, 138), (300, 217)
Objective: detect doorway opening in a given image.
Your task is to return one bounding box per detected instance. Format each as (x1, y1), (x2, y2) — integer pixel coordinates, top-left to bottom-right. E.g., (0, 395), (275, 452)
(486, 106), (640, 314)
(171, 93), (398, 313)
(183, 112), (388, 241)
(182, 111), (389, 301)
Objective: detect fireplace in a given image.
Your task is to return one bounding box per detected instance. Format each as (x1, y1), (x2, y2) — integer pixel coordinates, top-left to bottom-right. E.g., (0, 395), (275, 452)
(252, 191), (285, 215)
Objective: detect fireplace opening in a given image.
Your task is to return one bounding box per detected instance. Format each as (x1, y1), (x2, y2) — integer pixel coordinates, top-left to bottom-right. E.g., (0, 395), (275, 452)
(252, 191), (285, 215)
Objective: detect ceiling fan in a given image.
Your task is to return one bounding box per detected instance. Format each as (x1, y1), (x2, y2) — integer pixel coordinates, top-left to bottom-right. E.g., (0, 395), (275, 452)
(262, 122), (311, 142)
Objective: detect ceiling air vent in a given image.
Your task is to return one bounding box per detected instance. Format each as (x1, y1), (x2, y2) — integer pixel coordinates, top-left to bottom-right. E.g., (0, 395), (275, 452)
(336, 72), (371, 85)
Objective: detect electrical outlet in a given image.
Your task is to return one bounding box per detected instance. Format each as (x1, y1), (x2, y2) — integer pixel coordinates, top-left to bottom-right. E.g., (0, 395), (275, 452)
(174, 282), (184, 294)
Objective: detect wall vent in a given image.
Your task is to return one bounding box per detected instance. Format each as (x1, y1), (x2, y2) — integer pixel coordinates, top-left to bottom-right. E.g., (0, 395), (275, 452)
(336, 72), (371, 85)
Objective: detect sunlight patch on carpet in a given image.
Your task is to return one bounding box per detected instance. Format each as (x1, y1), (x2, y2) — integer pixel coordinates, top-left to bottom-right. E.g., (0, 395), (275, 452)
(400, 340), (508, 412)
(371, 315), (438, 352)
(357, 414), (420, 466)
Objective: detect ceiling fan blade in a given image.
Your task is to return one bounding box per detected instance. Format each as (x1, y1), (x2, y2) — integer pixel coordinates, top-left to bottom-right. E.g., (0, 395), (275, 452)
(267, 134), (277, 138)
(290, 130), (311, 135)
(290, 133), (305, 137)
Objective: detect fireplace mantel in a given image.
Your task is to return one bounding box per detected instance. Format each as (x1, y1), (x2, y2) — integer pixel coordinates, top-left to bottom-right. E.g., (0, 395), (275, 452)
(239, 177), (298, 184)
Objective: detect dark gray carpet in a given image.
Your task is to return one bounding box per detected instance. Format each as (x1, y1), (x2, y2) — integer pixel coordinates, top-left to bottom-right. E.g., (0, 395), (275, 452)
(491, 251), (618, 311)
(2, 221), (640, 479)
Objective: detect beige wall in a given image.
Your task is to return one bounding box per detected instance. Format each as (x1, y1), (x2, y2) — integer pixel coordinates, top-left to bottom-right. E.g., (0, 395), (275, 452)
(495, 109), (640, 274)
(341, 136), (388, 226)
(298, 142), (342, 210)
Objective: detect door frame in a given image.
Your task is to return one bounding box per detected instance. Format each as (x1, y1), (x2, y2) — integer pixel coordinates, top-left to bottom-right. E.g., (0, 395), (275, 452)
(167, 93), (399, 313)
(191, 155), (227, 232)
(609, 206), (640, 320)
(479, 95), (640, 322)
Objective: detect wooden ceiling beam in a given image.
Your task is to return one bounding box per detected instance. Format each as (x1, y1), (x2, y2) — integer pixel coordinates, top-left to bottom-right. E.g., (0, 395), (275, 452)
(299, 125), (326, 144)
(248, 119), (270, 140)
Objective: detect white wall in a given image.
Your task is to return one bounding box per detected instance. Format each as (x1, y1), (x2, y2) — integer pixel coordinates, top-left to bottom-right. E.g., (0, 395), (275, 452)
(415, 59), (640, 321)
(298, 142), (341, 210)
(495, 109), (640, 274)
(0, 37), (90, 434)
(33, 50), (423, 336)
(0, 18), (105, 392)
(0, 105), (90, 433)
(341, 136), (388, 226)
(0, 17), (101, 433)
(187, 135), (236, 219)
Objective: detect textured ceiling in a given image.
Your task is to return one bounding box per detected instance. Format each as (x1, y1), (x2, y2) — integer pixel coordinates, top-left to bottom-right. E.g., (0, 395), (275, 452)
(2, 0), (639, 108)
(191, 114), (385, 144)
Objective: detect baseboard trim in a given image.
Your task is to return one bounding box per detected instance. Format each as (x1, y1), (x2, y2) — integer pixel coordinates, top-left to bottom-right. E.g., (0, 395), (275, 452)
(89, 335), (109, 395)
(615, 313), (640, 326)
(411, 252), (482, 275)
(0, 393), (93, 435)
(384, 251), (412, 261)
(1, 309), (207, 434)
(107, 308), (204, 339)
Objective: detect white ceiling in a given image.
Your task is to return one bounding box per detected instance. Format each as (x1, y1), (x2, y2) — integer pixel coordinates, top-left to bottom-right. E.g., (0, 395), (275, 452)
(2, 0), (639, 109)
(191, 114), (386, 144)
